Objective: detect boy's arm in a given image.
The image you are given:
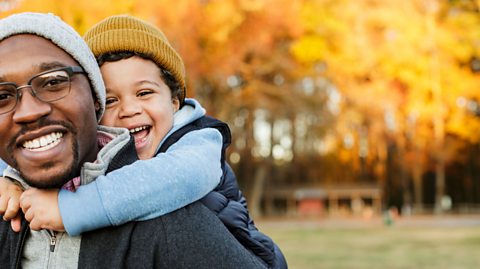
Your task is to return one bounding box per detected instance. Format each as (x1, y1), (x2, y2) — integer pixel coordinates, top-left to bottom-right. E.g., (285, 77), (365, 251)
(19, 188), (63, 231)
(0, 177), (22, 220)
(59, 128), (223, 236)
(1, 162), (23, 232)
(0, 176), (23, 232)
(0, 159), (7, 173)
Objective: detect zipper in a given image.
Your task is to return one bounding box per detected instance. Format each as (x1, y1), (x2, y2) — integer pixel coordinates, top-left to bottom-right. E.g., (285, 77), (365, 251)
(47, 230), (57, 252)
(15, 228), (61, 268)
(46, 230), (59, 269)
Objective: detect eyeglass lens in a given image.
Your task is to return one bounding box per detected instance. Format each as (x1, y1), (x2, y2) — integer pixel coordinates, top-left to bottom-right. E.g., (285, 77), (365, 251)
(0, 69), (71, 114)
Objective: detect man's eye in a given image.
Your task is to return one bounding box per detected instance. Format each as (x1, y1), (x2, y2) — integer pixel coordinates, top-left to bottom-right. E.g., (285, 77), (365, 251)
(41, 76), (69, 89)
(35, 71), (70, 91)
(0, 91), (15, 101)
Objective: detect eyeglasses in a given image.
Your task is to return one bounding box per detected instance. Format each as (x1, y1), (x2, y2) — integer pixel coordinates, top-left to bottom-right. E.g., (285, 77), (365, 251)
(0, 66), (85, 115)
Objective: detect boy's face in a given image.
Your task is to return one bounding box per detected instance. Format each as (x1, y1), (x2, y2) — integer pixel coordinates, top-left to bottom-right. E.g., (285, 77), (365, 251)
(99, 56), (179, 160)
(0, 35), (99, 188)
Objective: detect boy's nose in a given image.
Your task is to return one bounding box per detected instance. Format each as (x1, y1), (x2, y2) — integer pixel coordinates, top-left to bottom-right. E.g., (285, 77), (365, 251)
(119, 101), (142, 118)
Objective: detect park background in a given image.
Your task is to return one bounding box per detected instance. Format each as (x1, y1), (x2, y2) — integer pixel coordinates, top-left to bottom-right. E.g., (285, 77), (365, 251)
(2, 0), (480, 268)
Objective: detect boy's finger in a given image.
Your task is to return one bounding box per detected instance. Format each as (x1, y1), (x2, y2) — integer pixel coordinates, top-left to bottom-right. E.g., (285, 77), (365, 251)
(23, 208), (33, 223)
(10, 215), (21, 232)
(19, 194), (31, 214)
(3, 196), (20, 220)
(29, 217), (41, 231)
(0, 195), (7, 215)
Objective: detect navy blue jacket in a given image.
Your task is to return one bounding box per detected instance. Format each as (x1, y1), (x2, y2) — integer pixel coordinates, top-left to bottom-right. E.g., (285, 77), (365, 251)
(157, 116), (288, 269)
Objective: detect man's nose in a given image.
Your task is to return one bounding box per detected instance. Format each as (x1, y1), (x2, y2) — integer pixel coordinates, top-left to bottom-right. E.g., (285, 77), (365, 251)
(12, 88), (52, 123)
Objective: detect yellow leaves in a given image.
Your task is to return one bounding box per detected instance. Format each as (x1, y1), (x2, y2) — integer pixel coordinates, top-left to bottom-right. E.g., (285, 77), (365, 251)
(1, 0), (137, 34)
(239, 0), (265, 12)
(202, 0), (244, 43)
(299, 0), (327, 33)
(290, 35), (327, 64)
(338, 148), (353, 164)
(447, 111), (480, 143)
(443, 11), (480, 60)
(3, 0), (480, 151)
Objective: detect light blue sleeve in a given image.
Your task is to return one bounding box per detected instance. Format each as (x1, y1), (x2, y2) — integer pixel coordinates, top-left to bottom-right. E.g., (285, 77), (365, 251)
(0, 159), (7, 174)
(59, 128), (223, 236)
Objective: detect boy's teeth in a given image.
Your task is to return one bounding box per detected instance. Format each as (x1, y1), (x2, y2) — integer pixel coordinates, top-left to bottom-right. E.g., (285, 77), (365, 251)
(22, 132), (63, 151)
(129, 126), (148, 133)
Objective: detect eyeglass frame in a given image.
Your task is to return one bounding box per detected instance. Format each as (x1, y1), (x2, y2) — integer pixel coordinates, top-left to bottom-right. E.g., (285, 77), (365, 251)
(0, 66), (85, 115)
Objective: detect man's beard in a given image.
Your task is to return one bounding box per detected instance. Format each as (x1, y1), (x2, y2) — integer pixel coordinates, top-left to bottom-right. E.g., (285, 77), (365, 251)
(7, 119), (79, 189)
(18, 141), (78, 189)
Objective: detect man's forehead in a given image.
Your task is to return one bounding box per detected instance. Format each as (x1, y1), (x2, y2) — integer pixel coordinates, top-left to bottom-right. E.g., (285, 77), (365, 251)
(0, 34), (78, 77)
(0, 34), (56, 49)
(0, 34), (77, 57)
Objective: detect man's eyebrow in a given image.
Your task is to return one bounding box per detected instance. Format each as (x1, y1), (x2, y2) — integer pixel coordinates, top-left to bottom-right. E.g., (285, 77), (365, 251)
(0, 62), (70, 83)
(38, 61), (69, 72)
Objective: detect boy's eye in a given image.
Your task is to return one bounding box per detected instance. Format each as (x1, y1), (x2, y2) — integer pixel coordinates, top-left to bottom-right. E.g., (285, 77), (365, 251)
(105, 97), (118, 106)
(137, 90), (154, 97)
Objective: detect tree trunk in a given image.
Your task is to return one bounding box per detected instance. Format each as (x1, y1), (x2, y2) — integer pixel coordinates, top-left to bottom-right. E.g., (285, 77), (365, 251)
(249, 165), (267, 218)
(412, 155), (424, 213)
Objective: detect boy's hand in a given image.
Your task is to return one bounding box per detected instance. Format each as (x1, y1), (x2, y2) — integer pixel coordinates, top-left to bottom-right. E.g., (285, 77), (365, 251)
(0, 176), (23, 232)
(20, 188), (65, 232)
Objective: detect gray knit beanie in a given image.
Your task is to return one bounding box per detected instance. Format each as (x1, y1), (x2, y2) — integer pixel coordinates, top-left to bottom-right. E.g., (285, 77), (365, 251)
(0, 12), (106, 121)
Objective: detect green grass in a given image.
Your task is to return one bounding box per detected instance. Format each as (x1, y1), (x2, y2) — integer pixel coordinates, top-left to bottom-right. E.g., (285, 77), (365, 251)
(258, 220), (480, 269)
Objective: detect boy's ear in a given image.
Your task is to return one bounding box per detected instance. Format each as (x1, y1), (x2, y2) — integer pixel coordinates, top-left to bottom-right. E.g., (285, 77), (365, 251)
(94, 101), (101, 112)
(172, 97), (180, 113)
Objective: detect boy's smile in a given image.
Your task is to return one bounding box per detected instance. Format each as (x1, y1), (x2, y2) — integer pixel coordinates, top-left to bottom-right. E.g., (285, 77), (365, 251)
(128, 124), (152, 148)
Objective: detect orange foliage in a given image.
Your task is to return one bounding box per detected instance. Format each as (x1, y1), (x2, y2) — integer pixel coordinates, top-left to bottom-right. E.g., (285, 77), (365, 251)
(2, 0), (480, 208)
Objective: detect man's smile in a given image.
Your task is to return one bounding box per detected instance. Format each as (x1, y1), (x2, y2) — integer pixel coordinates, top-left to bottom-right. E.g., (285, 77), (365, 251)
(11, 124), (72, 165)
(22, 132), (63, 151)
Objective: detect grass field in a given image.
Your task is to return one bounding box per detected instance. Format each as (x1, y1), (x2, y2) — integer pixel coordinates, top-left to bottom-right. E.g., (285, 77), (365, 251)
(257, 216), (480, 269)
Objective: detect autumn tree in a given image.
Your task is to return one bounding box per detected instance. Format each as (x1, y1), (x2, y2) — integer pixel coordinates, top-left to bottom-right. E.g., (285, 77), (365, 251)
(3, 0), (480, 215)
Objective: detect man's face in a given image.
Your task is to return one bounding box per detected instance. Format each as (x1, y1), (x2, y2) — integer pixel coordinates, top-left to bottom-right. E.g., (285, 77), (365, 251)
(0, 35), (99, 188)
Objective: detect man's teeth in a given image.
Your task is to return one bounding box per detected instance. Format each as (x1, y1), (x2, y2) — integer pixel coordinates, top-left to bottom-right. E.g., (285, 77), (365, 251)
(23, 132), (63, 151)
(129, 126), (148, 134)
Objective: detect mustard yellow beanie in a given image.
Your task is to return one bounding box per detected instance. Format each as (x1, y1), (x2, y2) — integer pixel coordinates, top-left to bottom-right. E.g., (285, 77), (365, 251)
(84, 15), (186, 104)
